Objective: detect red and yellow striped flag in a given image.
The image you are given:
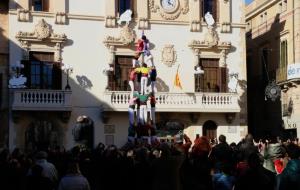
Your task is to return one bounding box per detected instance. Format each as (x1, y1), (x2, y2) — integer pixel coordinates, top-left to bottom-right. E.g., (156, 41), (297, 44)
(174, 67), (182, 89)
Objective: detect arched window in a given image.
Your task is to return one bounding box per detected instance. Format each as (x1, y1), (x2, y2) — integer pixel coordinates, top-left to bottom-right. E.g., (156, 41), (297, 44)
(202, 0), (218, 22)
(73, 116), (94, 149)
(203, 120), (218, 141)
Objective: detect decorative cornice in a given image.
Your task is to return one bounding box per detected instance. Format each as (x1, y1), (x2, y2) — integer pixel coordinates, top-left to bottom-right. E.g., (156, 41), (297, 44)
(189, 40), (231, 50)
(16, 19), (67, 61)
(16, 19), (67, 43)
(150, 0), (189, 20)
(103, 24), (136, 47)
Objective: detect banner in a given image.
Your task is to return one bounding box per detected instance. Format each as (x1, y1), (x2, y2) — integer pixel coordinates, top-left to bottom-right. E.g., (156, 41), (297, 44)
(287, 63), (300, 80)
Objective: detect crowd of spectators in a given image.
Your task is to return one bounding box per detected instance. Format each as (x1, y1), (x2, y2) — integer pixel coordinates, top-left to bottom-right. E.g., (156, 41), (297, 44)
(0, 134), (299, 190)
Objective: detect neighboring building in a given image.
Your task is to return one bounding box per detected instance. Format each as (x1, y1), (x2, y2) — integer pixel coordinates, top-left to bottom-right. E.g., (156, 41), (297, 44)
(8, 0), (247, 151)
(246, 0), (300, 139)
(0, 0), (9, 148)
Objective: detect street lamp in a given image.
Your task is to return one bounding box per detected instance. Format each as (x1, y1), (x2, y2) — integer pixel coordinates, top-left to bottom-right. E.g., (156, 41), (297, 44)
(62, 63), (73, 90)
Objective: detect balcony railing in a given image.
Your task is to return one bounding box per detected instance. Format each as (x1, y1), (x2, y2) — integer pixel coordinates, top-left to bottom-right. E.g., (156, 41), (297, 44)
(12, 89), (72, 111)
(103, 91), (240, 112)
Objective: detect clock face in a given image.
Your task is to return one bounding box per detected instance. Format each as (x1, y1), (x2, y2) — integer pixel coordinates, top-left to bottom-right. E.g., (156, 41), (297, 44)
(161, 0), (177, 12)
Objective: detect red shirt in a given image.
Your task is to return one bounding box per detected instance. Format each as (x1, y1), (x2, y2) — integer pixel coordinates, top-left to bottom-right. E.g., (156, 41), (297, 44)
(129, 70), (136, 81)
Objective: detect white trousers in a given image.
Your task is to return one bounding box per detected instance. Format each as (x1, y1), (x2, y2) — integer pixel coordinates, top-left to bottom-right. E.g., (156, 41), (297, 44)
(150, 107), (156, 127)
(141, 76), (148, 95)
(129, 80), (134, 97)
(139, 105), (148, 124)
(151, 81), (157, 93)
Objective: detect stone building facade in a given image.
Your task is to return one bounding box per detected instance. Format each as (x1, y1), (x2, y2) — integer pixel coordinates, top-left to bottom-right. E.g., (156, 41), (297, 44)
(246, 0), (300, 139)
(7, 0), (247, 151)
(0, 0), (9, 148)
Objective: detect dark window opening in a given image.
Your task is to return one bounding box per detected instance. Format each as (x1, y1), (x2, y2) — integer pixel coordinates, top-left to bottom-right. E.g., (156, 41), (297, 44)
(195, 58), (227, 92)
(202, 0), (218, 22)
(108, 56), (133, 91)
(118, 0), (133, 16)
(33, 0), (49, 12)
(22, 52), (61, 89)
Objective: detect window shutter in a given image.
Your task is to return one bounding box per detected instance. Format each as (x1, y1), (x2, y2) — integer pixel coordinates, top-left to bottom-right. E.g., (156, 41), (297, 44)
(53, 62), (62, 90)
(21, 60), (31, 88)
(219, 67), (228, 92)
(43, 0), (49, 12)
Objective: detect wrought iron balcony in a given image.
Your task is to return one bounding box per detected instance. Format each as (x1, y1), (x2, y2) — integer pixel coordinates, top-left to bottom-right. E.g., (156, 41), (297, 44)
(103, 91), (240, 112)
(12, 89), (72, 111)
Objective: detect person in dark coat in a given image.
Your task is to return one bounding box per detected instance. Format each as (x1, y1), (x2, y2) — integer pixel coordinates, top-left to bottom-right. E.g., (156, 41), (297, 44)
(209, 134), (233, 173)
(277, 143), (300, 190)
(26, 164), (54, 190)
(234, 152), (276, 190)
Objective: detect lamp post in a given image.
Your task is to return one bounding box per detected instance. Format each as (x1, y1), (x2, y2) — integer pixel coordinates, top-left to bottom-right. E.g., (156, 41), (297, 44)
(62, 63), (73, 90)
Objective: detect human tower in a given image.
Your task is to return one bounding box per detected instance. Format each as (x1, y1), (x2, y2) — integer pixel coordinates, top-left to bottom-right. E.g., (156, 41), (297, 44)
(127, 32), (158, 144)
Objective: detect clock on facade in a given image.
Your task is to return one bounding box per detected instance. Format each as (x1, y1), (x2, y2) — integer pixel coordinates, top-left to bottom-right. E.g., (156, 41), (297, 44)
(161, 0), (177, 12)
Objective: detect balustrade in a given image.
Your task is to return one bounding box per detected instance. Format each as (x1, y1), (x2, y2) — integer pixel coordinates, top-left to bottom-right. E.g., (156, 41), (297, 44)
(104, 91), (240, 112)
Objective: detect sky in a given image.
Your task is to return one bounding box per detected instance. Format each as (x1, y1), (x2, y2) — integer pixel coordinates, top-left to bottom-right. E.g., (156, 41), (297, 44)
(245, 0), (253, 4)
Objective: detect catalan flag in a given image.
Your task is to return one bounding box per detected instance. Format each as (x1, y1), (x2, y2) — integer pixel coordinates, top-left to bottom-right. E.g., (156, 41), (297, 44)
(174, 65), (182, 89)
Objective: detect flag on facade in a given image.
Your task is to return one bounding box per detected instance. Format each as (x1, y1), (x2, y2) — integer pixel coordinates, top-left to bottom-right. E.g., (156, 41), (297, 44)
(174, 65), (182, 89)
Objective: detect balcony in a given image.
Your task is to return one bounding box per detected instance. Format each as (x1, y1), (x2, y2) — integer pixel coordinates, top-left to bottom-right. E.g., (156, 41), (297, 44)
(103, 91), (240, 112)
(12, 89), (72, 111)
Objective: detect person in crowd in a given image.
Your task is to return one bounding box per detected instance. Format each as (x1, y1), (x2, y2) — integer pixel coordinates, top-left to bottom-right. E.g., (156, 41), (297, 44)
(58, 161), (90, 190)
(234, 152), (276, 190)
(263, 135), (286, 173)
(277, 143), (300, 190)
(209, 134), (233, 174)
(32, 151), (58, 184)
(26, 164), (54, 190)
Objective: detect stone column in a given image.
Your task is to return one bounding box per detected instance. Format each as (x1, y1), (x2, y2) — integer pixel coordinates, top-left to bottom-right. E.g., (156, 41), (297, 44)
(54, 0), (66, 24)
(137, 0), (149, 29)
(294, 0), (300, 63)
(17, 0), (30, 22)
(105, 0), (116, 28)
(219, 0), (231, 33)
(190, 0), (201, 32)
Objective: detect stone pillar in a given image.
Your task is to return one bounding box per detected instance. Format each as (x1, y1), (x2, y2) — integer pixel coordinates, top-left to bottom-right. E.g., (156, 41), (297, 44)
(137, 0), (149, 29)
(190, 0), (201, 32)
(219, 0), (231, 33)
(54, 0), (66, 24)
(294, 0), (300, 63)
(18, 0), (29, 9)
(17, 0), (30, 22)
(105, 0), (116, 28)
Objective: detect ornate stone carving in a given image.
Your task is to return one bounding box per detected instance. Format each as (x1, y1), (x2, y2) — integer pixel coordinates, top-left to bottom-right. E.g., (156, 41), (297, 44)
(138, 18), (149, 29)
(105, 16), (117, 28)
(221, 22), (231, 33)
(55, 12), (67, 25)
(34, 19), (51, 40)
(16, 19), (67, 61)
(17, 9), (30, 22)
(219, 49), (227, 67)
(190, 20), (201, 32)
(162, 45), (177, 67)
(103, 24), (136, 47)
(150, 0), (189, 20)
(149, 0), (160, 12)
(204, 27), (219, 47)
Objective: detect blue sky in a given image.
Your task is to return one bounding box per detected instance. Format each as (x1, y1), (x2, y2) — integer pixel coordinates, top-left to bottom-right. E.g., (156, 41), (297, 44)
(245, 0), (253, 4)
